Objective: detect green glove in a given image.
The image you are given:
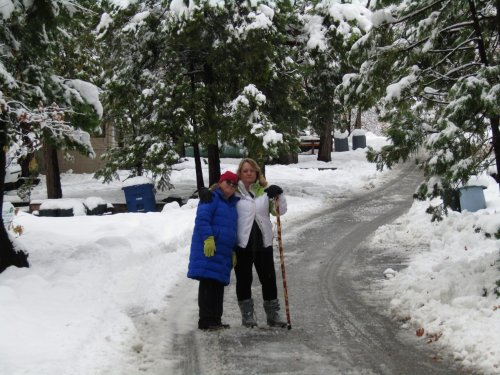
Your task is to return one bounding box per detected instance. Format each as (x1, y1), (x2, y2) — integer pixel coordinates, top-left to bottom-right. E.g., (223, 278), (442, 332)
(204, 236), (216, 257)
(232, 252), (237, 268)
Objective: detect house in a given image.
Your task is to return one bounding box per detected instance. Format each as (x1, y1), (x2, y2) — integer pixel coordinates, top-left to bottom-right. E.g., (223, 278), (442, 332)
(57, 124), (115, 174)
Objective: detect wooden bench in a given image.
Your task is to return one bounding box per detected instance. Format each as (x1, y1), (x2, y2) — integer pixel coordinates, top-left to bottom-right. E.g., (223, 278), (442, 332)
(299, 138), (320, 154)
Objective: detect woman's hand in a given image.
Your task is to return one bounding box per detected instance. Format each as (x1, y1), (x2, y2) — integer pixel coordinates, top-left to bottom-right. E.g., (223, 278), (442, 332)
(198, 187), (213, 203)
(264, 185), (283, 198)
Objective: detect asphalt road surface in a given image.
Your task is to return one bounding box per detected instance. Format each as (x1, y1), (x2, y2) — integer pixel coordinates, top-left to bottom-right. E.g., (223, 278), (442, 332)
(164, 162), (461, 375)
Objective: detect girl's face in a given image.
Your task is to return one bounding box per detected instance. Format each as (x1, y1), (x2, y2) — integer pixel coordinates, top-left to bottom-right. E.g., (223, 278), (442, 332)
(220, 179), (237, 198)
(240, 162), (257, 187)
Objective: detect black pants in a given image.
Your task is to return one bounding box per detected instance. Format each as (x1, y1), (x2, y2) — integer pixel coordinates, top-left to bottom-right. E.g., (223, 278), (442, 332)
(198, 278), (225, 329)
(235, 221), (278, 302)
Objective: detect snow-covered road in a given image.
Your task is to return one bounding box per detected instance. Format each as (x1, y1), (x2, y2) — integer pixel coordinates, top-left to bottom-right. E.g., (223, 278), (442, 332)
(144, 163), (460, 374)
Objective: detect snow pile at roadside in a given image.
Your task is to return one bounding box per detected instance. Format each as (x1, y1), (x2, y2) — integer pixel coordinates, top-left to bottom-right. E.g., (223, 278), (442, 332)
(372, 176), (500, 375)
(0, 211), (194, 374)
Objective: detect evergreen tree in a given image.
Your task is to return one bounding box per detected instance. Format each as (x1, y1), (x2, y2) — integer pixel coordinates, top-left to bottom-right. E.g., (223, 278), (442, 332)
(224, 84), (282, 166)
(221, 1), (305, 169)
(2, 1), (101, 198)
(98, 0), (305, 186)
(164, 1), (304, 181)
(343, 0), (500, 218)
(300, 0), (372, 162)
(94, 1), (179, 190)
(0, 1), (102, 272)
(162, 1), (237, 186)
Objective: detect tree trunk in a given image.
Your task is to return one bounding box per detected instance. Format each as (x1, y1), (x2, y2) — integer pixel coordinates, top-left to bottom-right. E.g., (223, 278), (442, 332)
(354, 108), (362, 129)
(202, 62), (222, 187)
(497, 0), (500, 34)
(468, 0), (499, 189)
(0, 126), (7, 198)
(189, 61), (205, 190)
(490, 116), (500, 190)
(20, 153), (35, 177)
(275, 150), (298, 165)
(43, 141), (62, 199)
(344, 112), (351, 135)
(178, 142), (186, 158)
(468, 0), (489, 65)
(192, 142), (205, 190)
(0, 122), (29, 273)
(19, 121), (36, 178)
(317, 120), (332, 162)
(0, 220), (29, 273)
(207, 143), (221, 186)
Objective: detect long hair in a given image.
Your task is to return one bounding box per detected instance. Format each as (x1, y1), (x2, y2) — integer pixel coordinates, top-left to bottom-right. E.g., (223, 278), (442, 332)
(236, 158), (268, 187)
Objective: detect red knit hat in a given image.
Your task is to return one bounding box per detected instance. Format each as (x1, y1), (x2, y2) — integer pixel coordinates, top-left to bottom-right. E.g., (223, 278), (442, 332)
(219, 171), (238, 184)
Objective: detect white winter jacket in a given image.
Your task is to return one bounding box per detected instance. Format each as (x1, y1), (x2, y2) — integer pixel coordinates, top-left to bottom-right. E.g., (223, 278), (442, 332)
(235, 181), (287, 248)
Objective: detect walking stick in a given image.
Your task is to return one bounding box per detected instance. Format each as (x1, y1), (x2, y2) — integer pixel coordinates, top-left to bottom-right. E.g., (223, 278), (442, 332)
(274, 197), (292, 330)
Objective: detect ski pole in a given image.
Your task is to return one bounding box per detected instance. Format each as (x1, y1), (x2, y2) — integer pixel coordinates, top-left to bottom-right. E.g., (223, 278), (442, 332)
(274, 197), (292, 330)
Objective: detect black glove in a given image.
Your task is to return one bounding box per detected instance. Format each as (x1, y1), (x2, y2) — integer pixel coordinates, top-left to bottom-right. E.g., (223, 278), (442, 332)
(264, 185), (283, 199)
(198, 187), (213, 203)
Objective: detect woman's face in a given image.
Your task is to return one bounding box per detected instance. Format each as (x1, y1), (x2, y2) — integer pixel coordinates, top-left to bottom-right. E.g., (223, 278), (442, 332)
(240, 162), (257, 186)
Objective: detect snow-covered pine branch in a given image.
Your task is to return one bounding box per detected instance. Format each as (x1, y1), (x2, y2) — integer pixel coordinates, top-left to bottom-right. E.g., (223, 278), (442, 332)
(0, 98), (95, 159)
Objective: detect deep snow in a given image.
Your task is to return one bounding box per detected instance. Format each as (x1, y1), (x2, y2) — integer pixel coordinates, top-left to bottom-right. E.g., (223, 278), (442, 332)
(1, 132), (499, 374)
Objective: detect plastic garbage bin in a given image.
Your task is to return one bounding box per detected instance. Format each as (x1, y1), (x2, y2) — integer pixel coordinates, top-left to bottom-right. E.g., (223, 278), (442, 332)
(185, 146), (208, 157)
(221, 144), (246, 158)
(334, 137), (349, 152)
(352, 134), (366, 150)
(122, 183), (156, 213)
(458, 185), (486, 212)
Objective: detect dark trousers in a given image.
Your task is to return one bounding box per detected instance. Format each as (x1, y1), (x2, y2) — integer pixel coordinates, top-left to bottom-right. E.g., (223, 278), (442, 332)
(198, 278), (225, 329)
(235, 221), (278, 302)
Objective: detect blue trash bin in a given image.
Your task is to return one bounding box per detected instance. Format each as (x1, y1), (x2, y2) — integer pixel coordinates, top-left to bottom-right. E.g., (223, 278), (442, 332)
(458, 185), (486, 212)
(122, 183), (156, 213)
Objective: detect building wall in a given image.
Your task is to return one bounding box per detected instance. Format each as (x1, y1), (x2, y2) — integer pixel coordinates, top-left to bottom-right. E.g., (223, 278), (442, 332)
(57, 124), (115, 174)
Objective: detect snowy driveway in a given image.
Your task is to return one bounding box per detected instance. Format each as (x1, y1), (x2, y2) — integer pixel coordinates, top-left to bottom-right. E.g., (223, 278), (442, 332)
(137, 163), (460, 375)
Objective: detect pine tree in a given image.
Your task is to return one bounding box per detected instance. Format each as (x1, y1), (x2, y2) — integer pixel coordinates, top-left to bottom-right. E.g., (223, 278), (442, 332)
(300, 0), (372, 162)
(163, 1), (303, 181)
(0, 1), (102, 272)
(98, 1), (305, 186)
(343, 0), (500, 218)
(221, 1), (305, 169)
(2, 1), (101, 198)
(95, 0), (179, 190)
(162, 1), (236, 186)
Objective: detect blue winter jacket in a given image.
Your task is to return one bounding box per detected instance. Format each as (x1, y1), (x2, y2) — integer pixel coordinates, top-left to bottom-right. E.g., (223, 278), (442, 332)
(187, 188), (239, 285)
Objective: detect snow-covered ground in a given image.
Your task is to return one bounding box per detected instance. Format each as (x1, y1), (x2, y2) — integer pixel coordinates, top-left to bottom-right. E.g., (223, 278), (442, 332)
(1, 132), (499, 374)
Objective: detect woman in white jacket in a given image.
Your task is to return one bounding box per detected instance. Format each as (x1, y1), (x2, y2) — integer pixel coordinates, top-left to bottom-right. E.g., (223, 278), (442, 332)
(234, 158), (288, 328)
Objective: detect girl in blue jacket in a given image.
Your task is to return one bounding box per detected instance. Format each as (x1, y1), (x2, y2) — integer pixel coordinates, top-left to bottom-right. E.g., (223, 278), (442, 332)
(187, 171), (239, 330)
